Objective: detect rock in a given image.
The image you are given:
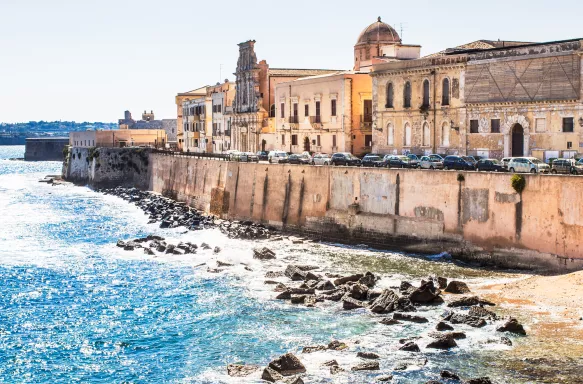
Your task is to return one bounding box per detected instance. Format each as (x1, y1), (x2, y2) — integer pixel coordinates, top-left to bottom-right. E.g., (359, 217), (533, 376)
(201, 242), (212, 250)
(425, 381), (442, 384)
(325, 273), (343, 279)
(314, 280), (335, 290)
(304, 295), (317, 307)
(143, 248), (155, 256)
(226, 364), (258, 377)
(377, 375), (393, 382)
(330, 365), (345, 375)
(290, 295), (309, 304)
(348, 283), (369, 300)
(265, 271), (284, 278)
(369, 289), (399, 313)
(275, 291), (292, 300)
(328, 340), (348, 351)
(207, 268), (223, 273)
(357, 351), (379, 359)
(441, 370), (460, 380)
(301, 345), (326, 354)
(399, 342), (421, 352)
(261, 367), (284, 382)
(289, 288), (315, 295)
(437, 277), (448, 289)
(367, 290), (382, 301)
(358, 272), (376, 288)
(295, 265), (319, 271)
(123, 245), (135, 251)
(464, 378), (493, 384)
(146, 234), (164, 241)
(469, 306), (498, 320)
(393, 313), (428, 323)
(399, 281), (416, 295)
(444, 281), (471, 294)
(496, 318), (526, 335)
(254, 247), (276, 260)
(443, 311), (487, 328)
(318, 291), (344, 302)
(322, 360), (339, 367)
(284, 265), (308, 281)
(351, 361), (380, 371)
(342, 295), (365, 310)
(409, 281), (441, 304)
(283, 376), (304, 384)
(393, 362), (407, 371)
(213, 246), (221, 253)
(334, 274), (364, 286)
(447, 296), (495, 308)
(116, 240), (126, 248)
(426, 333), (458, 349)
(435, 321), (454, 331)
(274, 283), (288, 292)
(216, 261), (233, 267)
(267, 353), (306, 376)
(265, 280), (279, 285)
(380, 318), (401, 325)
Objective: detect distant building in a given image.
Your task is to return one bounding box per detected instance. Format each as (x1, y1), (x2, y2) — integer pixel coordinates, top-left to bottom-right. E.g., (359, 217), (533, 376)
(69, 129), (167, 148)
(119, 110), (177, 148)
(175, 87), (208, 151)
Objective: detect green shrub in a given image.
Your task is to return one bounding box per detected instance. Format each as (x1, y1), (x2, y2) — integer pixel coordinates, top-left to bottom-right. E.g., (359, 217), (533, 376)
(62, 146), (69, 160)
(511, 174), (526, 194)
(457, 173), (465, 182)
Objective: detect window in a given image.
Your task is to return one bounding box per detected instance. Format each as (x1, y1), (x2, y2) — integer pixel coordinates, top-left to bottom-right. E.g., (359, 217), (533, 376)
(386, 83), (394, 108)
(281, 134), (285, 145)
(491, 119), (500, 133)
(217, 104), (222, 113)
(470, 119), (479, 133)
(535, 118), (546, 132)
(442, 78), (450, 106)
(442, 122), (450, 146)
(422, 79), (430, 107)
(387, 123), (394, 145)
(280, 103), (285, 118)
(331, 99), (337, 116)
(315, 101), (321, 116)
(270, 104), (275, 118)
(292, 134), (298, 146)
(317, 135), (321, 146)
(563, 117), (574, 132)
(404, 123), (411, 146)
(332, 134), (337, 147)
(293, 103), (298, 116)
(422, 122), (430, 146)
(304, 104), (309, 117)
(365, 134), (372, 147)
(404, 81), (411, 108)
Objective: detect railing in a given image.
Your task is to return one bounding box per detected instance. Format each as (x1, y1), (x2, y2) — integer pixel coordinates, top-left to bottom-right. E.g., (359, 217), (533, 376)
(360, 114), (373, 130)
(289, 116), (299, 124)
(224, 129), (231, 136)
(150, 148), (230, 160)
(310, 116), (322, 124)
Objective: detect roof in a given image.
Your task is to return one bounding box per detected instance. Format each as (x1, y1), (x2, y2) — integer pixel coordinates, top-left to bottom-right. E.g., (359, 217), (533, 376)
(423, 40), (536, 58)
(356, 17), (401, 46)
(176, 86), (209, 96)
(287, 70), (369, 82)
(268, 68), (342, 77)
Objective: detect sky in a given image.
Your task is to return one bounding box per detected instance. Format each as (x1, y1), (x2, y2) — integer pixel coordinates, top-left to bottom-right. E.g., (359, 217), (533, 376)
(0, 0), (581, 123)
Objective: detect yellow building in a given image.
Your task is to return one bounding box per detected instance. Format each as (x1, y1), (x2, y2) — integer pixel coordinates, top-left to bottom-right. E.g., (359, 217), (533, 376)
(175, 87), (208, 151)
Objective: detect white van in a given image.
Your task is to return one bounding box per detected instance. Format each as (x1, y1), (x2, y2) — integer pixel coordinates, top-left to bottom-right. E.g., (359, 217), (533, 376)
(507, 157), (550, 174)
(268, 151), (289, 164)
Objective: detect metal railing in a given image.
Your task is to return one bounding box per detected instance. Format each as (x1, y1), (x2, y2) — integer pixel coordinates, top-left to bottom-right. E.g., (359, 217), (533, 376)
(360, 114), (373, 123)
(309, 116), (322, 124)
(150, 148), (230, 160)
(289, 116), (299, 124)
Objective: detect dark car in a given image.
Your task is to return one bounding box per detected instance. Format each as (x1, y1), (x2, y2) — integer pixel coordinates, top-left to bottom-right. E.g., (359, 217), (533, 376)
(551, 158), (583, 175)
(443, 155), (475, 170)
(385, 155), (415, 168)
(256, 151), (268, 161)
(288, 153), (311, 165)
(463, 156), (478, 166)
(361, 154), (384, 167)
(406, 154), (420, 168)
(331, 152), (361, 166)
(476, 158), (505, 172)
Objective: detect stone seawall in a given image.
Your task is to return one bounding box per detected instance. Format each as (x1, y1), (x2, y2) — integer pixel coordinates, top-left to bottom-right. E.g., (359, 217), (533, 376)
(24, 137), (69, 161)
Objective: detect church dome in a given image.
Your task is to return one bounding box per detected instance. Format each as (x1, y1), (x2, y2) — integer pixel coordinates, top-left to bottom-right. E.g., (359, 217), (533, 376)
(356, 17), (401, 46)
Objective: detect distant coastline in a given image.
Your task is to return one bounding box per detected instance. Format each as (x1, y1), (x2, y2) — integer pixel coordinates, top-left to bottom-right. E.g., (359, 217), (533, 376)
(0, 120), (117, 145)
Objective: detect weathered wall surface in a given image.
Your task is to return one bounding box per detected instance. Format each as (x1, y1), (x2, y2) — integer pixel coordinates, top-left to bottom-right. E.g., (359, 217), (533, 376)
(24, 138), (69, 161)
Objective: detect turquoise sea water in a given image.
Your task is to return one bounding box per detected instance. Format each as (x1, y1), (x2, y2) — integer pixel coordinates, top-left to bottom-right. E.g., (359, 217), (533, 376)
(0, 146), (536, 383)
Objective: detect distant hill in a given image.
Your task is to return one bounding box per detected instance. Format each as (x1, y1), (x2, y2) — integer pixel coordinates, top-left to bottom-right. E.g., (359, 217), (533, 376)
(0, 121), (117, 145)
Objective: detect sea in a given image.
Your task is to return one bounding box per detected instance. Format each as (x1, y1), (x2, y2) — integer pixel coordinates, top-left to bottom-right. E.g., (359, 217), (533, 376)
(0, 145), (537, 383)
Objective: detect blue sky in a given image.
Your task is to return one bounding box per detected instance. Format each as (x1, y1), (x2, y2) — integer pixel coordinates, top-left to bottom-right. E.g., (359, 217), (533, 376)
(0, 0), (581, 123)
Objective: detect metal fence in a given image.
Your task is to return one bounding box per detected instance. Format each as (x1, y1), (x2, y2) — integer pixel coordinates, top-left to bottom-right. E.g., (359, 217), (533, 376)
(149, 148), (230, 161)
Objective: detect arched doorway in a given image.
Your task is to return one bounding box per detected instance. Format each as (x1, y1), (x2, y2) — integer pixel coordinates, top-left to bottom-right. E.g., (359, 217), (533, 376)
(303, 136), (310, 152)
(511, 124), (524, 156)
(261, 139), (266, 152)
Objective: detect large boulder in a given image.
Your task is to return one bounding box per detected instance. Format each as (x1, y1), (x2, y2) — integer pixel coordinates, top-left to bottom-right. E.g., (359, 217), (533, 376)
(328, 340), (348, 351)
(314, 280), (335, 291)
(253, 247), (276, 260)
(357, 351), (379, 359)
(443, 311), (487, 328)
(444, 281), (471, 294)
(334, 274), (364, 286)
(426, 333), (458, 349)
(369, 289), (399, 313)
(409, 281), (441, 304)
(469, 306), (498, 320)
(496, 318), (526, 335)
(393, 313), (428, 323)
(285, 265), (319, 281)
(437, 277), (448, 289)
(261, 367), (284, 382)
(399, 341), (420, 352)
(267, 353), (306, 376)
(358, 272), (376, 288)
(436, 321), (454, 331)
(441, 370), (461, 380)
(347, 283), (369, 300)
(351, 361), (380, 371)
(226, 364), (258, 377)
(342, 295), (366, 310)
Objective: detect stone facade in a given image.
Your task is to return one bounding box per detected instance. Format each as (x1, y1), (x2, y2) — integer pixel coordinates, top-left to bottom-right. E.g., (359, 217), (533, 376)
(69, 129), (167, 148)
(182, 94), (211, 153)
(372, 39), (583, 160)
(175, 87), (208, 151)
(209, 81), (236, 153)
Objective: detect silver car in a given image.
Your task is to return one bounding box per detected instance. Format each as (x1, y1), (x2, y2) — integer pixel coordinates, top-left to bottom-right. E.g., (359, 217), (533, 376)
(419, 156), (444, 170)
(311, 153), (331, 166)
(507, 157), (550, 174)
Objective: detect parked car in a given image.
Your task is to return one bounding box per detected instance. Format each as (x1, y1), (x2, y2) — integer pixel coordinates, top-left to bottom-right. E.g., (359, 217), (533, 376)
(507, 157), (550, 174)
(311, 153), (331, 166)
(551, 158), (583, 175)
(476, 158), (505, 172)
(429, 154), (445, 162)
(463, 156), (478, 166)
(226, 150), (241, 161)
(468, 156), (482, 163)
(288, 153), (311, 165)
(239, 152), (259, 162)
(385, 155), (415, 168)
(268, 151), (289, 164)
(406, 154), (420, 168)
(419, 156), (444, 170)
(501, 157), (514, 171)
(443, 155), (475, 170)
(256, 151), (269, 161)
(361, 154), (384, 167)
(331, 152), (361, 166)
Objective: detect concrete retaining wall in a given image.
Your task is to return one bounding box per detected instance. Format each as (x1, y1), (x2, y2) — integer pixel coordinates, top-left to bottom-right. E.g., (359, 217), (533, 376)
(24, 137), (69, 161)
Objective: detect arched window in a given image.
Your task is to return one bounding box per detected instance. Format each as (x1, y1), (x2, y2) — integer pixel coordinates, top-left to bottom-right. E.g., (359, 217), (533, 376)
(442, 122), (450, 147)
(269, 104), (276, 118)
(442, 78), (450, 106)
(387, 123), (394, 145)
(404, 123), (411, 146)
(422, 79), (430, 107)
(403, 81), (411, 108)
(386, 83), (394, 108)
(422, 122), (430, 146)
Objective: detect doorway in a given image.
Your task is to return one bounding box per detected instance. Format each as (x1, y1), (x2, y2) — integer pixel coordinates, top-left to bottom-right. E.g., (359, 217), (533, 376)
(303, 136), (310, 152)
(511, 124), (524, 157)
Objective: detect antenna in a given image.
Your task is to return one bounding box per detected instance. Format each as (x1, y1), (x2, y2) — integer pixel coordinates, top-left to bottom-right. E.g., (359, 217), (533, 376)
(219, 64), (223, 83)
(395, 22), (408, 40)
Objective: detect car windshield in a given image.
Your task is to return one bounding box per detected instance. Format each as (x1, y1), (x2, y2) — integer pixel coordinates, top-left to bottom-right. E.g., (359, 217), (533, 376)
(407, 155), (418, 160)
(531, 158), (543, 164)
(346, 154), (358, 159)
(490, 159), (500, 164)
(366, 156), (381, 160)
(398, 156), (409, 161)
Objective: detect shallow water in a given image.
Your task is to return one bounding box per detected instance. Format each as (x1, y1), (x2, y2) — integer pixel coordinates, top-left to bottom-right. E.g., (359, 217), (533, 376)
(0, 146), (555, 383)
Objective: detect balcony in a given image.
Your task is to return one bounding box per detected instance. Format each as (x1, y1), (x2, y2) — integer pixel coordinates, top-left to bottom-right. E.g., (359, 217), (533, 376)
(288, 116), (299, 124)
(360, 114), (373, 130)
(309, 116), (322, 129)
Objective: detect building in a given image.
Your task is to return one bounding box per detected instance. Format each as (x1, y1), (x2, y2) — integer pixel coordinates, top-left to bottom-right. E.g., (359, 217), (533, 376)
(232, 40), (340, 153)
(274, 71), (373, 155)
(118, 110), (177, 148)
(69, 129), (167, 148)
(175, 87), (208, 151)
(209, 80), (236, 153)
(371, 38), (583, 160)
(182, 93), (212, 153)
(24, 137), (69, 161)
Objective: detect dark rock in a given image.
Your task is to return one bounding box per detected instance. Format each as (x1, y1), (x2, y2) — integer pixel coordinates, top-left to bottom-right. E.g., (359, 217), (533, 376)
(290, 295), (310, 304)
(358, 272), (376, 288)
(322, 360), (338, 367)
(328, 340), (348, 351)
(143, 248), (155, 256)
(369, 289), (399, 313)
(425, 381), (442, 384)
(351, 361), (380, 371)
(304, 295), (317, 307)
(469, 306), (498, 320)
(367, 290), (382, 301)
(342, 295), (365, 310)
(393, 362), (408, 371)
(318, 291), (345, 302)
(430, 331), (466, 340)
(325, 273), (343, 279)
(288, 288), (315, 295)
(275, 291), (291, 300)
(314, 280), (335, 290)
(441, 370), (461, 380)
(426, 333), (457, 350)
(302, 345), (327, 354)
(207, 268), (223, 273)
(464, 378), (493, 384)
(330, 365), (345, 375)
(496, 318), (526, 335)
(409, 281), (441, 304)
(395, 297), (417, 312)
(265, 271), (284, 278)
(146, 234), (164, 241)
(254, 247), (276, 260)
(500, 336), (513, 346)
(377, 375), (393, 382)
(116, 240), (126, 248)
(295, 265), (319, 271)
(273, 283), (288, 292)
(347, 283), (369, 300)
(226, 364), (258, 377)
(447, 296), (481, 307)
(213, 246), (221, 253)
(357, 351), (379, 359)
(261, 367), (284, 382)
(443, 311), (487, 328)
(267, 353), (306, 376)
(399, 281), (416, 295)
(393, 313), (428, 323)
(201, 242), (212, 250)
(264, 280), (279, 285)
(176, 242), (189, 250)
(334, 274), (364, 286)
(216, 261), (233, 267)
(435, 321), (454, 331)
(399, 342), (420, 352)
(380, 318), (401, 325)
(284, 265), (308, 281)
(282, 376), (304, 384)
(437, 277), (448, 289)
(123, 245), (135, 251)
(444, 281), (471, 294)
